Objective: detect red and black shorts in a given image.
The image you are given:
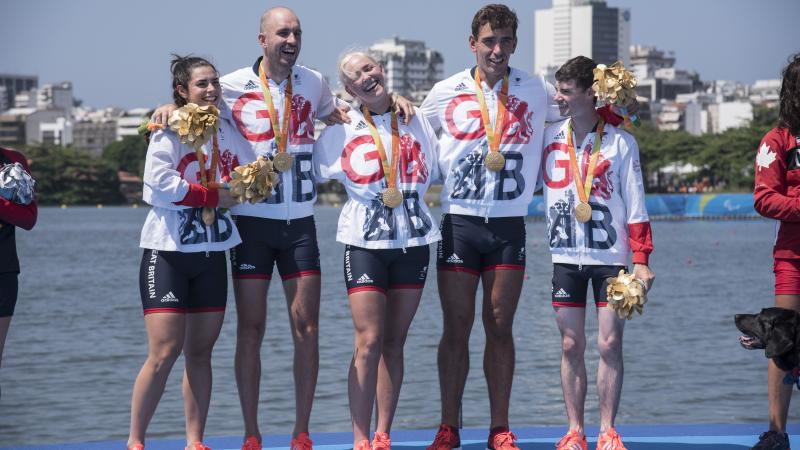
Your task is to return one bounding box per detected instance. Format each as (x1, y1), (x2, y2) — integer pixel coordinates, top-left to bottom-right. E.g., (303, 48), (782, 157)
(230, 215), (321, 281)
(551, 263), (626, 308)
(774, 258), (800, 295)
(139, 249), (228, 314)
(0, 272), (18, 318)
(436, 213), (526, 276)
(344, 244), (430, 295)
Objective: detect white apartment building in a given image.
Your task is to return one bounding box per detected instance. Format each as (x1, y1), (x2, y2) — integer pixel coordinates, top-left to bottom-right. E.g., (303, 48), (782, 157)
(369, 37), (443, 103)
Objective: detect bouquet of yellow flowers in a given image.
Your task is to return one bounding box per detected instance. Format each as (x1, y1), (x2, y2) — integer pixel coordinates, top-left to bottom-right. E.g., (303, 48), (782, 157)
(228, 156), (280, 204)
(592, 61), (639, 128)
(168, 103), (220, 150)
(605, 269), (647, 320)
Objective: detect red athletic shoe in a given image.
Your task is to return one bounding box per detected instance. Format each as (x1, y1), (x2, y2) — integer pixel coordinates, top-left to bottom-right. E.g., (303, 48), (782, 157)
(292, 432), (313, 450)
(556, 430), (587, 450)
(596, 428), (627, 450)
(355, 439), (372, 450)
(488, 430), (518, 450)
(427, 424), (461, 450)
(373, 432), (391, 450)
(242, 436), (261, 450)
(185, 442), (211, 450)
(128, 444), (144, 450)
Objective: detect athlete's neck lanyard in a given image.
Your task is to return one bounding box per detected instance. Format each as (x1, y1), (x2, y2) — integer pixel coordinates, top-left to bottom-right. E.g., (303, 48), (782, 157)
(473, 70), (508, 155)
(258, 62), (292, 155)
(566, 118), (605, 205)
(194, 133), (220, 187)
(361, 105), (400, 188)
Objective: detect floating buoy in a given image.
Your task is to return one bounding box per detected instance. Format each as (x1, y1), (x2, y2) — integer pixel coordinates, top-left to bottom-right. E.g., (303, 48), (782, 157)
(60, 204), (67, 209)
(132, 203), (139, 208)
(96, 204), (103, 209)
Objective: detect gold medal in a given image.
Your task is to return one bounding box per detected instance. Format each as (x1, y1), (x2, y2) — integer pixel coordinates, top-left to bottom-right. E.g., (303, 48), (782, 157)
(484, 151), (505, 172)
(382, 187), (403, 208)
(272, 152), (294, 172)
(575, 201), (592, 223)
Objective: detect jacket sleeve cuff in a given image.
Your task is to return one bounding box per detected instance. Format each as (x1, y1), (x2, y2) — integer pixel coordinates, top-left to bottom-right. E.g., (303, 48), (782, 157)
(632, 252), (650, 266)
(173, 183), (218, 208)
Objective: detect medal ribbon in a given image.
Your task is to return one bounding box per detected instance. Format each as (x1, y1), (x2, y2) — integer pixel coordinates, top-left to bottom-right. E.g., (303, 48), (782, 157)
(258, 62), (292, 154)
(473, 70), (508, 154)
(361, 105), (400, 189)
(566, 118), (605, 203)
(193, 132), (220, 188)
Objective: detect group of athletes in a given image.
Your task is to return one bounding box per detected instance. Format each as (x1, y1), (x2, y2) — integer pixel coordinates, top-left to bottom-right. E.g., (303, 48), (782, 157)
(2, 3), (796, 450)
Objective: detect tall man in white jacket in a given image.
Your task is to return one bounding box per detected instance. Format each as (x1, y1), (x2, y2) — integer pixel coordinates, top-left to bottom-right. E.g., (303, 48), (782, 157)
(541, 56), (654, 450)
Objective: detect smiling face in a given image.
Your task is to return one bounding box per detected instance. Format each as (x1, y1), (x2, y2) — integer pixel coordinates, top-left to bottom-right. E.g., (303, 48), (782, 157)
(554, 78), (595, 118)
(342, 53), (389, 109)
(469, 23), (517, 85)
(177, 65), (221, 107)
(258, 8), (302, 75)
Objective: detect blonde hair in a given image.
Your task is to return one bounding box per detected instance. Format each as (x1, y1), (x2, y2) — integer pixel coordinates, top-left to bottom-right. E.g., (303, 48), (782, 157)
(337, 48), (380, 88)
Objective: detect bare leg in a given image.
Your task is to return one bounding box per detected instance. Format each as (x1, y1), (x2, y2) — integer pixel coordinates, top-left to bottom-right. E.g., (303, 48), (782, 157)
(436, 270), (479, 427)
(183, 311), (225, 445)
(554, 307), (587, 435)
(481, 269), (523, 429)
(128, 313), (185, 447)
(768, 294), (800, 432)
(234, 278), (269, 442)
(348, 290), (386, 446)
(596, 308), (625, 433)
(282, 275), (321, 438)
(374, 288), (423, 434)
(0, 316), (10, 369)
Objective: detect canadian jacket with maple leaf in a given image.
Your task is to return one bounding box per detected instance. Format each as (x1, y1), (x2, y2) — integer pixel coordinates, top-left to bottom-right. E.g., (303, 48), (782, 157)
(754, 127), (800, 259)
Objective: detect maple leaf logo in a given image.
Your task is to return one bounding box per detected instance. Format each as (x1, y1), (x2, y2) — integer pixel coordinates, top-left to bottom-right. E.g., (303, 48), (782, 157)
(756, 143), (776, 172)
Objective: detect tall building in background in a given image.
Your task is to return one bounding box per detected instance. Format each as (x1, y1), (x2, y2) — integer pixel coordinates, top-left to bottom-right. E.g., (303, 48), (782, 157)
(0, 74), (38, 111)
(369, 37), (443, 103)
(534, 0), (630, 79)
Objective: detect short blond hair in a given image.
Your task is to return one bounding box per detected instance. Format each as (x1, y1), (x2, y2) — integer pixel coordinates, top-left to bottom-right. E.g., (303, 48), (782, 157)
(337, 49), (380, 88)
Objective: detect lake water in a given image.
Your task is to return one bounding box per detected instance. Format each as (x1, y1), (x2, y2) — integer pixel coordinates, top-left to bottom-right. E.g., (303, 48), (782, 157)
(0, 206), (793, 447)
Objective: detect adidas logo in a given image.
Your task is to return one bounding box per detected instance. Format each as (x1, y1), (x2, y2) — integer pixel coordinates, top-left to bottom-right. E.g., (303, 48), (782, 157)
(239, 263), (256, 270)
(554, 288), (570, 299)
(244, 80), (258, 90)
(454, 82), (468, 91)
(356, 273), (373, 284)
(355, 120), (368, 130)
(446, 253), (464, 264)
(160, 291), (179, 303)
(554, 130), (565, 140)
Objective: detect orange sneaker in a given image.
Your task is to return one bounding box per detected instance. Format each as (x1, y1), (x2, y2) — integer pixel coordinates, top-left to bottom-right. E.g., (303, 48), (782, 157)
(242, 436), (261, 450)
(373, 432), (391, 450)
(427, 424), (461, 450)
(185, 442), (211, 450)
(292, 432), (314, 450)
(596, 428), (626, 450)
(556, 430), (587, 450)
(355, 439), (372, 450)
(488, 430), (518, 450)
(128, 444), (144, 450)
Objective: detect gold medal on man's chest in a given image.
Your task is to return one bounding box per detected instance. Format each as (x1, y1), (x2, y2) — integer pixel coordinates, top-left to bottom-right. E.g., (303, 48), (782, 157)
(272, 152), (294, 172)
(575, 201), (593, 223)
(484, 151), (505, 172)
(382, 187), (403, 208)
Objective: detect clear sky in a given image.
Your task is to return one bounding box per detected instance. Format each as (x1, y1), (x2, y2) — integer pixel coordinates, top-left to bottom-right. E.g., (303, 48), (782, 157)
(2, 0), (798, 109)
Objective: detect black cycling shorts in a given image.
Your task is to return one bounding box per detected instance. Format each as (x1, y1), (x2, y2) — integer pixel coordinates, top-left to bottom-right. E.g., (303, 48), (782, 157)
(230, 215), (321, 281)
(139, 249), (228, 314)
(344, 244), (430, 295)
(551, 263), (627, 308)
(0, 272), (18, 318)
(436, 213), (526, 276)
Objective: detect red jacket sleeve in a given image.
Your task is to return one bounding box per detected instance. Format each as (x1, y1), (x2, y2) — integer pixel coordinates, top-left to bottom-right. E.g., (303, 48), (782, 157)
(597, 104), (624, 127)
(174, 183), (219, 208)
(0, 149), (38, 230)
(628, 222), (653, 265)
(753, 128), (800, 221)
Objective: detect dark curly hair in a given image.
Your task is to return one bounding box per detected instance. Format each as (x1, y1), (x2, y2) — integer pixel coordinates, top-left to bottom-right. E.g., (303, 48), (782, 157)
(555, 56), (597, 91)
(779, 53), (800, 135)
(471, 4), (518, 39)
(170, 54), (217, 107)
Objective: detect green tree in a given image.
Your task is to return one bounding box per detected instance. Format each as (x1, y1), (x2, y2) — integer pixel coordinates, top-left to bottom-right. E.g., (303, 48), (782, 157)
(102, 135), (148, 175)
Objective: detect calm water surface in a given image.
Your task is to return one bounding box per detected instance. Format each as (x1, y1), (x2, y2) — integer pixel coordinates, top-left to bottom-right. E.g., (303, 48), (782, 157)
(0, 206), (793, 446)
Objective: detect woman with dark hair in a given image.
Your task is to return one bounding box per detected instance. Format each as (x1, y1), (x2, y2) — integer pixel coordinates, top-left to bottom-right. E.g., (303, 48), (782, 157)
(752, 53), (800, 450)
(0, 146), (37, 396)
(127, 55), (243, 450)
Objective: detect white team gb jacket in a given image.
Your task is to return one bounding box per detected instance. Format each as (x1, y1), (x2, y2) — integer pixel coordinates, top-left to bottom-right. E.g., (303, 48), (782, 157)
(140, 117), (243, 252)
(420, 67), (561, 218)
(314, 107), (442, 250)
(221, 58), (336, 220)
(541, 119), (649, 266)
